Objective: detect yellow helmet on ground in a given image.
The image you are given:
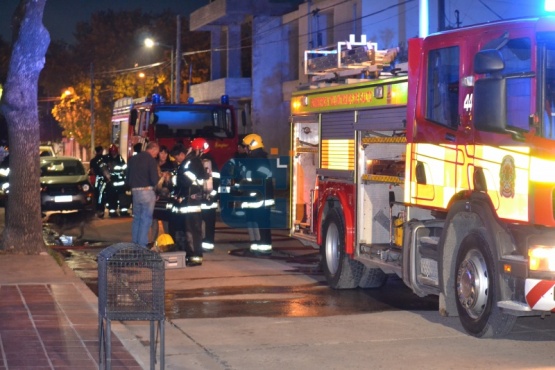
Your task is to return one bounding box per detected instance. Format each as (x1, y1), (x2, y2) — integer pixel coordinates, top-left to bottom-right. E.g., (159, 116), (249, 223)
(242, 133), (264, 150)
(155, 233), (175, 252)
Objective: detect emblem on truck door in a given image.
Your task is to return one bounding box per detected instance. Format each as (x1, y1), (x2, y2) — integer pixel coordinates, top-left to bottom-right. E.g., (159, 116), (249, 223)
(499, 155), (516, 198)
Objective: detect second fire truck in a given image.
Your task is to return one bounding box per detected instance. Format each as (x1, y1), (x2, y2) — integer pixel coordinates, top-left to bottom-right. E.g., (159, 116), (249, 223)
(111, 94), (239, 168)
(290, 17), (555, 337)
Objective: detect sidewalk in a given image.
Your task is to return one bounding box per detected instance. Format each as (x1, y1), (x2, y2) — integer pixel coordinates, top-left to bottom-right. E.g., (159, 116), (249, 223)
(0, 253), (143, 369)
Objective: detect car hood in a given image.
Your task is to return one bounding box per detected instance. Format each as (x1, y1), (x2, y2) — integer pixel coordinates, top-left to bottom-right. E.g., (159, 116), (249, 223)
(40, 174), (89, 185)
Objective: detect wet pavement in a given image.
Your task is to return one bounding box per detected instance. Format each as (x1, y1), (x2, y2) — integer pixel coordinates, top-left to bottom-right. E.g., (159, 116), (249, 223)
(59, 241), (438, 321)
(163, 277), (438, 320)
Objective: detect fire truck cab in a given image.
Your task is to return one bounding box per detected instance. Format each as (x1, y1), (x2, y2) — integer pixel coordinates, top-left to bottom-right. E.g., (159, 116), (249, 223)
(111, 95), (238, 168)
(290, 18), (555, 337)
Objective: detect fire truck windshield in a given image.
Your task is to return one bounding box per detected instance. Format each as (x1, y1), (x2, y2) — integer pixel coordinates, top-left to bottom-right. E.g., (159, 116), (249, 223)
(543, 45), (555, 139)
(153, 107), (234, 139)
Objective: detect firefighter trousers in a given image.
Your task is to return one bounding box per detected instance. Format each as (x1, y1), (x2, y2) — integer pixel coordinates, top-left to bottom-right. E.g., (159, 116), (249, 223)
(171, 211), (203, 258)
(202, 208), (216, 245)
(246, 206), (272, 249)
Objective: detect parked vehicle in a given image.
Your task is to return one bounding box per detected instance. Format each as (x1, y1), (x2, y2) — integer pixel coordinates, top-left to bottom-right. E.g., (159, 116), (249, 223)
(1, 156), (94, 212)
(38, 156), (94, 212)
(39, 145), (56, 157)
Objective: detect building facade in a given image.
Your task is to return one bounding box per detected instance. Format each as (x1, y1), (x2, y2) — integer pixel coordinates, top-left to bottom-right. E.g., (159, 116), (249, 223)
(190, 0), (546, 155)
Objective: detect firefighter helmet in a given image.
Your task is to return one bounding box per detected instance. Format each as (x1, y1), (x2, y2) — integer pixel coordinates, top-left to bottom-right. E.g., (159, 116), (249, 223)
(191, 138), (210, 153)
(155, 233), (175, 252)
(242, 133), (264, 150)
(108, 144), (119, 156)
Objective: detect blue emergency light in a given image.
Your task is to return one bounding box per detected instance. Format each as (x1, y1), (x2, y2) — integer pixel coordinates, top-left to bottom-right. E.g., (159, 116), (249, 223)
(152, 94), (161, 104)
(187, 97), (194, 104)
(546, 0), (555, 12)
(221, 95), (229, 105)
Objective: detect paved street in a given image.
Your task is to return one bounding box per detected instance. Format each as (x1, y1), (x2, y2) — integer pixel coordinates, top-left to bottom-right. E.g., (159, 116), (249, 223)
(2, 210), (555, 369)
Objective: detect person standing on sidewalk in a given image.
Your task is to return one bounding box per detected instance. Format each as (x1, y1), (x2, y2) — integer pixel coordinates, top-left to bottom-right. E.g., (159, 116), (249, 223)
(126, 141), (160, 248)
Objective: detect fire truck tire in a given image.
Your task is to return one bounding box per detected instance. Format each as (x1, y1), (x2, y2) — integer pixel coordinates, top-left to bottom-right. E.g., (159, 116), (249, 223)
(321, 208), (363, 289)
(454, 228), (516, 338)
(358, 266), (387, 289)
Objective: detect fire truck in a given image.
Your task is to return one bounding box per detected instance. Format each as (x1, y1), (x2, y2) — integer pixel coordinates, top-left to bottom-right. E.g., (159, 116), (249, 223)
(111, 95), (238, 167)
(289, 18), (555, 337)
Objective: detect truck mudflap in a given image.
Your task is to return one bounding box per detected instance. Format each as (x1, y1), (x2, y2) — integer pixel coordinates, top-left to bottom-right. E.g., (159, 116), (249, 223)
(525, 279), (555, 311)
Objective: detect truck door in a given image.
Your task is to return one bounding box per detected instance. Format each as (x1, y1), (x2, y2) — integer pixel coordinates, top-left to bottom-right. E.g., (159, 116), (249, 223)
(408, 36), (466, 209)
(471, 31), (534, 221)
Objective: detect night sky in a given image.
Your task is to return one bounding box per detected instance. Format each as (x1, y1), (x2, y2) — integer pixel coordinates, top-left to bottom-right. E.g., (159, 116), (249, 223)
(0, 0), (209, 43)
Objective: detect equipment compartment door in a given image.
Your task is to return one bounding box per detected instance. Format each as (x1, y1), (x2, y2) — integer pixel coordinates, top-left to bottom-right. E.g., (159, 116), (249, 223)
(291, 118), (319, 239)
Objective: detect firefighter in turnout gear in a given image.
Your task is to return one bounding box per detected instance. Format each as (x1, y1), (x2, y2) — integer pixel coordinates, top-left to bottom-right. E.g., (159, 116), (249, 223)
(104, 144), (131, 217)
(191, 138), (220, 252)
(89, 145), (109, 218)
(170, 143), (206, 266)
(241, 133), (274, 254)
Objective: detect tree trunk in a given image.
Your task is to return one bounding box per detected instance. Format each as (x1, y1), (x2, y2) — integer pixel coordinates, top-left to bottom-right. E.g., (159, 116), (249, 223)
(0, 0), (50, 254)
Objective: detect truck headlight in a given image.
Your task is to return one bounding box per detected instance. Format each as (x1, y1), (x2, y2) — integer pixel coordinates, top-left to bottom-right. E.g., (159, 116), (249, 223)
(528, 245), (555, 272)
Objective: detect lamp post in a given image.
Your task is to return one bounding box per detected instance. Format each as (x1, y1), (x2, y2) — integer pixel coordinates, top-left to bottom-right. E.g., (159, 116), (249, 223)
(90, 63), (95, 159)
(145, 38), (174, 103)
(138, 72), (146, 96)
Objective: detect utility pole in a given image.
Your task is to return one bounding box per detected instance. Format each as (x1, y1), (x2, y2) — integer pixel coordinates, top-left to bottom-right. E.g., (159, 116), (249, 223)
(175, 15), (181, 103)
(90, 63), (94, 158)
(438, 0), (445, 31)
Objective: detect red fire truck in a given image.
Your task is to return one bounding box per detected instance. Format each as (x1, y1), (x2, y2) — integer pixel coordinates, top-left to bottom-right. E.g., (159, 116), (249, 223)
(290, 18), (555, 337)
(111, 95), (238, 167)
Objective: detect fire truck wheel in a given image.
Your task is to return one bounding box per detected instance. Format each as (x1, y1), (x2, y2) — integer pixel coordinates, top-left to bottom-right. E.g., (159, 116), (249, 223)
(358, 266), (387, 289)
(321, 208), (363, 289)
(454, 228), (516, 338)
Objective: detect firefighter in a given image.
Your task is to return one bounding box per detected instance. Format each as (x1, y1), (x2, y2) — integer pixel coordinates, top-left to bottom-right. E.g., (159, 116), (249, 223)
(170, 143), (206, 266)
(190, 138), (220, 252)
(89, 145), (108, 218)
(104, 144), (131, 217)
(240, 133), (274, 254)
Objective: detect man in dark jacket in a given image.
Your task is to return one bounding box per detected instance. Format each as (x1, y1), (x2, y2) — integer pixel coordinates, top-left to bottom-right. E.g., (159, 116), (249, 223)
(126, 141), (160, 247)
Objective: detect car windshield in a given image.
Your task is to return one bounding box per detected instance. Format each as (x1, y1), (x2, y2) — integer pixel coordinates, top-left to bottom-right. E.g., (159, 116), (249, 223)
(40, 159), (85, 177)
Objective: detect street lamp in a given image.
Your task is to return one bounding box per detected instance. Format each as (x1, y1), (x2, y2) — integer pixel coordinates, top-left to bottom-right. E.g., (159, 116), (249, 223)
(145, 37), (174, 103)
(138, 72), (146, 97)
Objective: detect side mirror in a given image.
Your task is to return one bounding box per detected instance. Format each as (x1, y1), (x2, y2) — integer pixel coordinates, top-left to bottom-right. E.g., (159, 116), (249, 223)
(129, 109), (138, 126)
(150, 113), (158, 125)
(241, 110), (247, 127)
(474, 49), (504, 74)
(473, 77), (507, 133)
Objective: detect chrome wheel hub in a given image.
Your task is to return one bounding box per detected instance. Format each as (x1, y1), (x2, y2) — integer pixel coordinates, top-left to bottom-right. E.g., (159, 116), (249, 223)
(456, 249), (489, 319)
(325, 223), (340, 274)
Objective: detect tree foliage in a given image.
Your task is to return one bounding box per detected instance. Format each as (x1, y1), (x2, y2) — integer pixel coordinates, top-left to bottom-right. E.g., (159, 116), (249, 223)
(43, 9), (210, 147)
